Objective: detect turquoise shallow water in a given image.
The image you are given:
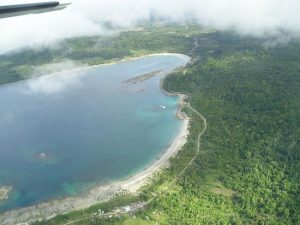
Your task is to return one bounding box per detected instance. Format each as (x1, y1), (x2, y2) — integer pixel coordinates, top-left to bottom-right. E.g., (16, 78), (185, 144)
(0, 54), (189, 211)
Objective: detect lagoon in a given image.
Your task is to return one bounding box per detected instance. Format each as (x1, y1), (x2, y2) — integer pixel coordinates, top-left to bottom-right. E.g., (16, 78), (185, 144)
(0, 54), (189, 212)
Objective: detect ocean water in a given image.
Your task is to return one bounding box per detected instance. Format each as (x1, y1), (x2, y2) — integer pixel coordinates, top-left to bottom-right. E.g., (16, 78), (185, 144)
(0, 54), (189, 211)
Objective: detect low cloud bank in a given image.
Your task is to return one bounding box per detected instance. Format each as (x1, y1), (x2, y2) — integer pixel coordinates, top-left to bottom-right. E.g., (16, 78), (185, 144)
(0, 0), (300, 53)
(25, 61), (86, 94)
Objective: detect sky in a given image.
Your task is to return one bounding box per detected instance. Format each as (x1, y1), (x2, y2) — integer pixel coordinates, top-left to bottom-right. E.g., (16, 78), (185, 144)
(0, 0), (300, 53)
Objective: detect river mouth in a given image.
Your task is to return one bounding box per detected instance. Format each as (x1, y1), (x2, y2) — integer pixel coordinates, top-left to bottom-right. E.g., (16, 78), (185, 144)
(0, 54), (189, 213)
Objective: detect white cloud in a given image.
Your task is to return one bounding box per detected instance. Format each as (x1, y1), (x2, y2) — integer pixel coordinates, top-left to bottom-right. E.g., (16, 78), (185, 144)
(0, 0), (300, 53)
(25, 62), (85, 94)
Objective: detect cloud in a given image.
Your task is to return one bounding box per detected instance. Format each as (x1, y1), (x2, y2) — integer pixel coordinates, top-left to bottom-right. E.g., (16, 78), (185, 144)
(26, 71), (81, 95)
(0, 0), (300, 53)
(31, 60), (86, 76)
(25, 61), (85, 94)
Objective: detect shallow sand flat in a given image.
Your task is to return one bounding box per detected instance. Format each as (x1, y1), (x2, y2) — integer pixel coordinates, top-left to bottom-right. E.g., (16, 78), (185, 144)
(0, 187), (10, 201)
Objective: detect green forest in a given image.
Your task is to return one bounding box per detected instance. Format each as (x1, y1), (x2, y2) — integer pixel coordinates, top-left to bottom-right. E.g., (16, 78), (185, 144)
(155, 33), (300, 224)
(0, 25), (299, 225)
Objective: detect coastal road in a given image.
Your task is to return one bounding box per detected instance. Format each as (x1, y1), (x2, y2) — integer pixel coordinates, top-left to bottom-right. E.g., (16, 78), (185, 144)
(146, 96), (207, 205)
(190, 37), (199, 56)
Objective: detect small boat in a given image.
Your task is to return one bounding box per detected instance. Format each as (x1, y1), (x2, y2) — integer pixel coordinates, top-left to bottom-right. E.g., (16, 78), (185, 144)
(37, 152), (47, 160)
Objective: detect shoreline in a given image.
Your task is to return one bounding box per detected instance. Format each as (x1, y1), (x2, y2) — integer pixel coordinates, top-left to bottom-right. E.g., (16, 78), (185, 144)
(74, 53), (190, 72)
(0, 53), (191, 225)
(0, 53), (190, 90)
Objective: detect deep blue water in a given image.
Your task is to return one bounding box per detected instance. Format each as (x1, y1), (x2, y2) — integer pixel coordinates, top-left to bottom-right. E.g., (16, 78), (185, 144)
(0, 54), (189, 211)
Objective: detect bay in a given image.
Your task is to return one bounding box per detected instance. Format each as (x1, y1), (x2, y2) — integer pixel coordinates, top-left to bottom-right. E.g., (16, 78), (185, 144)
(0, 54), (189, 211)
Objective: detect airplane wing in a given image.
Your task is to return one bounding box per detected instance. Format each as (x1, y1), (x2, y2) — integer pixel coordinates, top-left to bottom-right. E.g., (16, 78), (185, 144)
(0, 1), (70, 19)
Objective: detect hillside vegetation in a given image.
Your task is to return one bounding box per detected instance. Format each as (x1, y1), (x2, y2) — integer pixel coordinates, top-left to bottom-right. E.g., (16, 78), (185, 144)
(156, 33), (300, 224)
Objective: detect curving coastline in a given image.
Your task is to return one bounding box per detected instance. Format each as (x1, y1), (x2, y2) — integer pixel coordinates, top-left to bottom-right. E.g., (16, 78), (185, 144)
(0, 53), (190, 225)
